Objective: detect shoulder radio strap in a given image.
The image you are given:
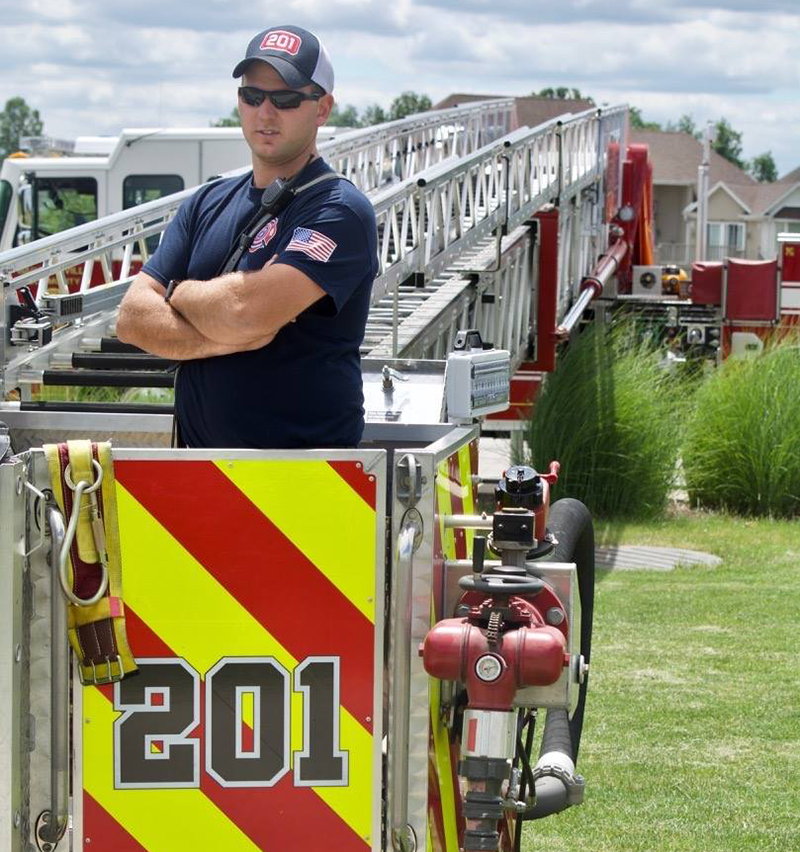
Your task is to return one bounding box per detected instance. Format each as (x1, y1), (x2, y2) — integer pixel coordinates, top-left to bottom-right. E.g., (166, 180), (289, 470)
(217, 170), (344, 276)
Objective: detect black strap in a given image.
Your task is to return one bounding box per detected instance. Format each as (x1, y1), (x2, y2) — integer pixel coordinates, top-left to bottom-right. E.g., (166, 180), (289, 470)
(216, 171), (343, 277)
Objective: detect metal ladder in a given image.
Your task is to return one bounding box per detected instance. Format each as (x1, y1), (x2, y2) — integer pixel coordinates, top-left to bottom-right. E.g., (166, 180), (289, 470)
(0, 102), (627, 416)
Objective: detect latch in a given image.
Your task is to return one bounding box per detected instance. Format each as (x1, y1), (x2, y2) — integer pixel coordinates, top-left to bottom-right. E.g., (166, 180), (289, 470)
(8, 286), (52, 347)
(395, 453), (425, 507)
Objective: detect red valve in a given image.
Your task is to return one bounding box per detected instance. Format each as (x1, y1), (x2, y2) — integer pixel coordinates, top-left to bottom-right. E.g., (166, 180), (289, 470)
(421, 599), (567, 711)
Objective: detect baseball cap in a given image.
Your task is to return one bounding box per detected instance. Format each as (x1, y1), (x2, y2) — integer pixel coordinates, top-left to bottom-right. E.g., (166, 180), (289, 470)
(232, 26), (334, 94)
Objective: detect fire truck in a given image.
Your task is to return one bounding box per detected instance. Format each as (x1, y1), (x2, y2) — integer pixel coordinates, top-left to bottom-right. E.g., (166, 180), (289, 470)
(1, 98), (647, 852)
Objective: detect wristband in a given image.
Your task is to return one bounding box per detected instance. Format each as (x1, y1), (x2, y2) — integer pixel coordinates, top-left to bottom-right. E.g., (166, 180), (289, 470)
(164, 279), (180, 303)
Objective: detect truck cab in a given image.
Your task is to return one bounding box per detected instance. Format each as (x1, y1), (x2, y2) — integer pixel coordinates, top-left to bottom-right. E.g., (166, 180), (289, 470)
(0, 127), (257, 250)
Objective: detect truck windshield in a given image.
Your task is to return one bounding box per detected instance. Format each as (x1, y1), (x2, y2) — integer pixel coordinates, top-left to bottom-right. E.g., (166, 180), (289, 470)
(34, 177), (97, 239)
(0, 179), (12, 242)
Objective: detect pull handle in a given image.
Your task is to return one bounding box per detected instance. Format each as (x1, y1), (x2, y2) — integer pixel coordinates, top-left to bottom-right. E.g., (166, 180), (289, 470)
(37, 503), (70, 849)
(390, 513), (422, 852)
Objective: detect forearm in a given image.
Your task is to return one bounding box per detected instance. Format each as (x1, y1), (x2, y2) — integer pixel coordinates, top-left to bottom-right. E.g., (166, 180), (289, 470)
(169, 274), (279, 344)
(170, 260), (325, 344)
(117, 276), (253, 359)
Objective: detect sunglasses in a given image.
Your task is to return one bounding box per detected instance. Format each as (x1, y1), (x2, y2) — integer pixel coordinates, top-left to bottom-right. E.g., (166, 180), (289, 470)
(238, 86), (322, 110)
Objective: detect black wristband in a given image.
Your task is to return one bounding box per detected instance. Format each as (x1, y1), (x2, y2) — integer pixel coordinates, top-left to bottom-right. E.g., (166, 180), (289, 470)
(164, 279), (180, 303)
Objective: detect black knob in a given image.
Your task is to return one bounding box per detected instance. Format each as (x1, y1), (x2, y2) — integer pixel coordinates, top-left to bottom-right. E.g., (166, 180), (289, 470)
(495, 465), (543, 510)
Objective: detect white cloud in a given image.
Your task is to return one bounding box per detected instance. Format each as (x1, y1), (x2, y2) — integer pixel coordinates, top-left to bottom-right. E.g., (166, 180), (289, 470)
(0, 0), (797, 172)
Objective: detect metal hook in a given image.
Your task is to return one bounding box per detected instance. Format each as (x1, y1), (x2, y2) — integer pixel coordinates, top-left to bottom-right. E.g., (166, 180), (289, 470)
(58, 459), (109, 607)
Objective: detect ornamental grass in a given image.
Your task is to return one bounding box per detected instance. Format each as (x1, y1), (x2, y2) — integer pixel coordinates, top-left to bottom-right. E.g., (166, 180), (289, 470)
(682, 338), (800, 517)
(523, 322), (684, 518)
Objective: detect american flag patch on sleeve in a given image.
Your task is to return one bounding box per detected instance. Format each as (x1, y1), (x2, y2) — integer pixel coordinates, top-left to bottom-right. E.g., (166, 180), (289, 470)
(285, 227), (338, 262)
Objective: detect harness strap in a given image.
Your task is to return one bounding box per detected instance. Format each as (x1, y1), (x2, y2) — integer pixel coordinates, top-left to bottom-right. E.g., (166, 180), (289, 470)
(44, 440), (138, 685)
(218, 170), (345, 276)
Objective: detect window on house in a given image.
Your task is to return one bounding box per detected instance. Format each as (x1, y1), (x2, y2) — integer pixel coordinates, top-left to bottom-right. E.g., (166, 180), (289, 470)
(775, 220), (800, 235)
(707, 222), (745, 250)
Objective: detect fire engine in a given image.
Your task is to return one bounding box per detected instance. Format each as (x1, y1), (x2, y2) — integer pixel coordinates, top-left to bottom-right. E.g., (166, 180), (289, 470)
(7, 95), (788, 852)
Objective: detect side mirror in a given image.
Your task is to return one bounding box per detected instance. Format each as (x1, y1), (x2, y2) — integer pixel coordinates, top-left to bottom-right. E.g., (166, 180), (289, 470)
(18, 183), (33, 226)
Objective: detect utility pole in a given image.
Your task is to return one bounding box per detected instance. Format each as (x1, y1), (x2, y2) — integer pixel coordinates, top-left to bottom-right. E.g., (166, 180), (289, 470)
(696, 121), (713, 261)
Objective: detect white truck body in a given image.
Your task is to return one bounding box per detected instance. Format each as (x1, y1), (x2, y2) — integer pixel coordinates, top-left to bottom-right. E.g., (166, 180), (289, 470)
(0, 126), (343, 251)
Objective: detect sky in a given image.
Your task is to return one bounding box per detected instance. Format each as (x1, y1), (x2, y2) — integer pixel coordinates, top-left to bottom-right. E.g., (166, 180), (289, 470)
(1, 0), (798, 175)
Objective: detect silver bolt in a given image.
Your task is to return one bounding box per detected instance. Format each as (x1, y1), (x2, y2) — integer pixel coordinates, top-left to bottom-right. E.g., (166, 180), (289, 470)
(85, 837), (92, 844)
(546, 607), (565, 626)
(15, 644), (22, 663)
(366, 716), (372, 723)
(14, 811), (20, 829)
(16, 477), (23, 495)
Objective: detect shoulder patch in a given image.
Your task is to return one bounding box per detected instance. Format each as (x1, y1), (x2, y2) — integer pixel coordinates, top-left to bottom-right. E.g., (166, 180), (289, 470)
(249, 217), (279, 252)
(285, 227), (337, 262)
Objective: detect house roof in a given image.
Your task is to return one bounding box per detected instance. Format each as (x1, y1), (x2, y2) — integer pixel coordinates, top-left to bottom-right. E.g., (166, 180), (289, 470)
(727, 182), (796, 216)
(629, 129), (755, 187)
(779, 165), (800, 184)
(433, 93), (596, 130)
(684, 180), (796, 217)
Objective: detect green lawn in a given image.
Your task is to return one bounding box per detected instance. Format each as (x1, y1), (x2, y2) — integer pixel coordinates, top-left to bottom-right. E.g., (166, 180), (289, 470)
(523, 510), (800, 852)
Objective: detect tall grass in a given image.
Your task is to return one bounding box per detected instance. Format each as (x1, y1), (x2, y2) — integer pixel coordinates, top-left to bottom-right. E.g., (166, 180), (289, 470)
(522, 322), (684, 518)
(683, 340), (800, 517)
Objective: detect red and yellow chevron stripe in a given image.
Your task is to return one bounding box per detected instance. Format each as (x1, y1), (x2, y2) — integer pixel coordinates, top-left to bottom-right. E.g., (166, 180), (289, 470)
(80, 457), (380, 852)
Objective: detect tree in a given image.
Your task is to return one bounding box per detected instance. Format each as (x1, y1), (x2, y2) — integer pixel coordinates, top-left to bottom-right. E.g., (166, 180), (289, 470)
(749, 151), (778, 183)
(327, 103), (360, 127)
(389, 91), (432, 121)
(360, 104), (387, 127)
(629, 106), (662, 131)
(0, 96), (44, 158)
(665, 113), (699, 138)
(535, 87), (594, 104)
(711, 117), (745, 170)
(211, 108), (241, 127)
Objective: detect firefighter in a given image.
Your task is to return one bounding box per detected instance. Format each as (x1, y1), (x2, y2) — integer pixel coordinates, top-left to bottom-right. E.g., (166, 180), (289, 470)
(117, 25), (378, 449)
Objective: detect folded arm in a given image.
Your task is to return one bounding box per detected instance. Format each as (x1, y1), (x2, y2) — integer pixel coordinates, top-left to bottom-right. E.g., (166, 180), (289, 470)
(116, 272), (276, 359)
(167, 261), (327, 344)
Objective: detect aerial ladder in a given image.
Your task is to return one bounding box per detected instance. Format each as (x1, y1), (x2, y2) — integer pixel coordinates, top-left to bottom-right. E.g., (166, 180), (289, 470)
(1, 100), (633, 852)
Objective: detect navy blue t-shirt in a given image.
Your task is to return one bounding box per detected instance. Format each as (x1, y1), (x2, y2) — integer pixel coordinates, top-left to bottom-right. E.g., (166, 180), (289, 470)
(142, 158), (378, 449)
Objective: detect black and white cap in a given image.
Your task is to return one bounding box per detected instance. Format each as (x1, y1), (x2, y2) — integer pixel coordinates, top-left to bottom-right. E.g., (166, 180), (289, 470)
(232, 26), (334, 93)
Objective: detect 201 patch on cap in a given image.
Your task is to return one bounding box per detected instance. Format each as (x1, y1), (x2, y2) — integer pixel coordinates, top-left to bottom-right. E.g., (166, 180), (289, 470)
(260, 30), (302, 56)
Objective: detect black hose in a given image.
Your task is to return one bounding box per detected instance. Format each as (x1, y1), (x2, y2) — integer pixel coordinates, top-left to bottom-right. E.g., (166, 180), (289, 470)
(545, 498), (595, 761)
(539, 707), (573, 758)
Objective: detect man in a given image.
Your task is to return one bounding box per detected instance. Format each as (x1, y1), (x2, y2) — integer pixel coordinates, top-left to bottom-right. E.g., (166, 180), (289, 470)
(117, 25), (379, 449)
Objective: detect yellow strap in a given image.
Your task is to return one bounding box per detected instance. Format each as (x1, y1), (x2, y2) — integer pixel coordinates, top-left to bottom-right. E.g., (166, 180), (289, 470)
(44, 440), (138, 682)
(95, 442), (137, 676)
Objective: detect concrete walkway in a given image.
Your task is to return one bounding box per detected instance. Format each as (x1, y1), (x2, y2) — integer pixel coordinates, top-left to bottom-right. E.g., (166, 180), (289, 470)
(594, 545), (722, 571)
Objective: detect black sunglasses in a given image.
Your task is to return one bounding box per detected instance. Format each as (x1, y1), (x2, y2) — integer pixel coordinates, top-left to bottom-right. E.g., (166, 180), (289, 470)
(238, 86), (322, 110)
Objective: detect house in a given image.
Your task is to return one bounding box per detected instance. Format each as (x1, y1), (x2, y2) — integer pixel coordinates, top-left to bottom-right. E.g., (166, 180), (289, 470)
(433, 93), (596, 131)
(621, 130), (800, 265)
